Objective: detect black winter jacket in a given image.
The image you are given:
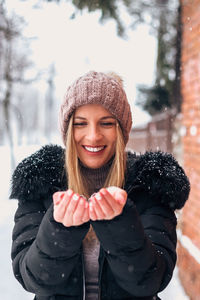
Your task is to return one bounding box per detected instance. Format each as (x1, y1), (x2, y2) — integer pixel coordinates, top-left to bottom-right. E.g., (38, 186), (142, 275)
(10, 145), (190, 300)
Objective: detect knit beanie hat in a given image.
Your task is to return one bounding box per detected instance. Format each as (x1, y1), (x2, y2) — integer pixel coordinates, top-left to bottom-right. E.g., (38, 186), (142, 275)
(59, 71), (132, 145)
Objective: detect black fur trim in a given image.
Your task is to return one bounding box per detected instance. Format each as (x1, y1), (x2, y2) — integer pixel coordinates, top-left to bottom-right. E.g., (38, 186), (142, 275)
(9, 144), (66, 203)
(10, 145), (190, 210)
(126, 151), (190, 209)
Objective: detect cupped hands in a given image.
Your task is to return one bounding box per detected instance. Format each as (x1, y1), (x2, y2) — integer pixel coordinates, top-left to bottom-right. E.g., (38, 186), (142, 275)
(53, 187), (127, 227)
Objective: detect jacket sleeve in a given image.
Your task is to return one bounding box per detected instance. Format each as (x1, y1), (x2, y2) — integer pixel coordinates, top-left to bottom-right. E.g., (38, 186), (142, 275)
(11, 200), (89, 296)
(91, 151), (190, 297)
(10, 145), (90, 296)
(91, 197), (177, 297)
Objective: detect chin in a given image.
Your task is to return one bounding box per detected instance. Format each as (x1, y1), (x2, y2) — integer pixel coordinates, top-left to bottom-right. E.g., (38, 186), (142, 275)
(87, 163), (103, 169)
(84, 159), (105, 169)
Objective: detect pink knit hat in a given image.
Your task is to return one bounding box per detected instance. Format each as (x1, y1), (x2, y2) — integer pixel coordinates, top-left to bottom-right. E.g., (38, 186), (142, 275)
(59, 71), (132, 145)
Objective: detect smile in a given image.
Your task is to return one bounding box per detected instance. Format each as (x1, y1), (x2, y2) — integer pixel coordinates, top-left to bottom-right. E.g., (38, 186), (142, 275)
(83, 146), (105, 153)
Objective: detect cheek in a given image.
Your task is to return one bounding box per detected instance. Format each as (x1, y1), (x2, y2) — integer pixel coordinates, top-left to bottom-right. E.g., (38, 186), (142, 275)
(109, 135), (117, 150)
(110, 129), (117, 144)
(110, 132), (117, 151)
(73, 130), (81, 144)
(111, 141), (116, 152)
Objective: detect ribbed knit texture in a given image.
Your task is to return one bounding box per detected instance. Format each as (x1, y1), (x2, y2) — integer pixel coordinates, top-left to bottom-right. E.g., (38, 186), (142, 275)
(79, 157), (113, 197)
(83, 233), (100, 300)
(59, 71), (132, 145)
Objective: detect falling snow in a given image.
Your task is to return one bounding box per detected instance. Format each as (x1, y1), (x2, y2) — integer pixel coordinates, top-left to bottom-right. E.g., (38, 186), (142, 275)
(0, 145), (190, 299)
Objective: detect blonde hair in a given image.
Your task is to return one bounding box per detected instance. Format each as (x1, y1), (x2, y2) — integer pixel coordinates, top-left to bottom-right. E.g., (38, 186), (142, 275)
(65, 114), (126, 198)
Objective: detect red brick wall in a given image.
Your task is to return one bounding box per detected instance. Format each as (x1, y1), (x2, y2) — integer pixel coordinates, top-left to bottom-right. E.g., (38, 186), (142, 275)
(178, 0), (200, 299)
(177, 242), (200, 299)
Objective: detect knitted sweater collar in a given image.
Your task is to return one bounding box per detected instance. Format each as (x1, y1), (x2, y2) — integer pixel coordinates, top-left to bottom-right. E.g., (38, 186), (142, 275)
(79, 157), (114, 197)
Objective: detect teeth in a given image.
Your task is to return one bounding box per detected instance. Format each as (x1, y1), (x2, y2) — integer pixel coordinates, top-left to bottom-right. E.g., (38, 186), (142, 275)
(84, 146), (104, 152)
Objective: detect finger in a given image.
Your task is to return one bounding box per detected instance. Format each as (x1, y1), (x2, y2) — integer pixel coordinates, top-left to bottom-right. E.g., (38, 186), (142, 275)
(66, 193), (80, 215)
(100, 188), (122, 213)
(57, 190), (73, 211)
(90, 196), (105, 220)
(106, 187), (127, 204)
(114, 189), (127, 205)
(73, 197), (87, 225)
(53, 190), (73, 221)
(94, 193), (114, 217)
(62, 193), (80, 226)
(82, 201), (90, 223)
(89, 201), (98, 221)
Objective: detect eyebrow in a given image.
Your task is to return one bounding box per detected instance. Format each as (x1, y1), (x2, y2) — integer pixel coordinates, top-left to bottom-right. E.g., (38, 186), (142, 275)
(74, 116), (116, 120)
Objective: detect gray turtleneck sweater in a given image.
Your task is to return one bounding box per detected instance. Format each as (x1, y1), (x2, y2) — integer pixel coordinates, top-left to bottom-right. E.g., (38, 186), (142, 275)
(80, 159), (113, 300)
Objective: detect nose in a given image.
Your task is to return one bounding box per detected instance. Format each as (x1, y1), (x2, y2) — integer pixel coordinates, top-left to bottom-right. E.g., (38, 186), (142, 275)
(86, 124), (102, 143)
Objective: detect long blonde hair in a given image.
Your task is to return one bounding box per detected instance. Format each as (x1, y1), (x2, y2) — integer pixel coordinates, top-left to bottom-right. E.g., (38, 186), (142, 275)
(65, 114), (126, 198)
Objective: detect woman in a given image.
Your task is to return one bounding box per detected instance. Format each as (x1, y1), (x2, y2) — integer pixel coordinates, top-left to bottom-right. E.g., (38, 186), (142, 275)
(10, 71), (190, 300)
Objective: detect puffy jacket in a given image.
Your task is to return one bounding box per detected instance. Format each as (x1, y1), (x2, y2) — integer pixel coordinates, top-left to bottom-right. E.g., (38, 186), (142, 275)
(10, 145), (190, 300)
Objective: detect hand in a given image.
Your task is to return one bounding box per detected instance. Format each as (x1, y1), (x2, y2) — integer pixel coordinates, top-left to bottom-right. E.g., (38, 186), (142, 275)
(89, 186), (127, 221)
(53, 190), (89, 227)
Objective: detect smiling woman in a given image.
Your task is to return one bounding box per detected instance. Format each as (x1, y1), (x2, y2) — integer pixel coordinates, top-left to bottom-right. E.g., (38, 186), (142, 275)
(73, 104), (117, 169)
(10, 71), (190, 300)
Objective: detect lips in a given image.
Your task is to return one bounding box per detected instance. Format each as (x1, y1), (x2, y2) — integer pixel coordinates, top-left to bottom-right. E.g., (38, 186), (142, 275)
(83, 146), (106, 153)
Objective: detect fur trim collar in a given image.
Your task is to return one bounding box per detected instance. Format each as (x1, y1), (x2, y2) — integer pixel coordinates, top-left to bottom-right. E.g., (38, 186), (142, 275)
(10, 145), (67, 203)
(10, 144), (190, 209)
(125, 150), (190, 209)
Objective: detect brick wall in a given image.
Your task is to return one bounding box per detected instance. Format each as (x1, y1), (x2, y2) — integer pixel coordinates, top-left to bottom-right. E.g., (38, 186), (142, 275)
(178, 1), (200, 299)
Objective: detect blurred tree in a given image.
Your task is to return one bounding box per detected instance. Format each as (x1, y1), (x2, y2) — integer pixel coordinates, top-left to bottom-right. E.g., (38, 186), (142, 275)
(44, 63), (56, 141)
(0, 1), (32, 168)
(43, 0), (180, 116)
(136, 1), (182, 115)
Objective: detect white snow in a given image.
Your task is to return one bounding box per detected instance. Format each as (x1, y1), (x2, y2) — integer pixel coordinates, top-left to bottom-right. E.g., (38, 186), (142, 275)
(0, 145), (190, 299)
(0, 146), (38, 300)
(177, 229), (200, 265)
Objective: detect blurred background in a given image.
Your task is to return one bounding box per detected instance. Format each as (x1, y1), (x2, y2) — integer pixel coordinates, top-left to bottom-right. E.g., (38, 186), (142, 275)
(0, 0), (199, 299)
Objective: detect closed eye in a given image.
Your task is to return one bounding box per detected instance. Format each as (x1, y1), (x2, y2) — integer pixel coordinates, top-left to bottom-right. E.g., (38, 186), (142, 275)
(101, 122), (116, 127)
(73, 122), (87, 127)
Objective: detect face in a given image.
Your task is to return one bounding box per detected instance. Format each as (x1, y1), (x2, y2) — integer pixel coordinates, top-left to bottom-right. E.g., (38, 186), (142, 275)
(73, 104), (117, 169)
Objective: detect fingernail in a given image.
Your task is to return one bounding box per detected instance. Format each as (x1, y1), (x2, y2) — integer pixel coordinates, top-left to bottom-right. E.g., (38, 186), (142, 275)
(89, 202), (93, 211)
(79, 199), (84, 205)
(67, 189), (73, 196)
(95, 193), (101, 201)
(91, 197), (96, 203)
(100, 189), (107, 195)
(73, 194), (79, 201)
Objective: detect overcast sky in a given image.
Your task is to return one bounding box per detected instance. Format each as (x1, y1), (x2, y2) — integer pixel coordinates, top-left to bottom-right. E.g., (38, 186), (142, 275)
(6, 0), (157, 126)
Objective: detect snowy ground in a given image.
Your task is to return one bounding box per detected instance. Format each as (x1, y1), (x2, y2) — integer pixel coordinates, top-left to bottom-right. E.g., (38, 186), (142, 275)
(0, 145), (190, 300)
